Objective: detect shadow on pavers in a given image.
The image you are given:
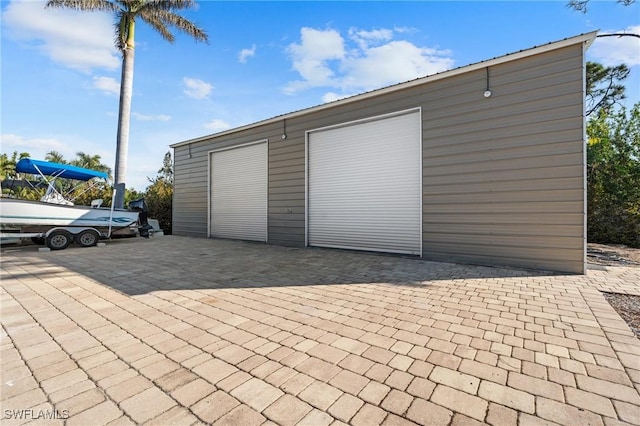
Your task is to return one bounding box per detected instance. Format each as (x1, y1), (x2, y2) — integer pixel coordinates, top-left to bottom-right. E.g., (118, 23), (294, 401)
(1, 235), (555, 296)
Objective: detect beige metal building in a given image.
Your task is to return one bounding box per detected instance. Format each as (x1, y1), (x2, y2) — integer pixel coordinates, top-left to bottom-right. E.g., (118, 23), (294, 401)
(171, 32), (596, 274)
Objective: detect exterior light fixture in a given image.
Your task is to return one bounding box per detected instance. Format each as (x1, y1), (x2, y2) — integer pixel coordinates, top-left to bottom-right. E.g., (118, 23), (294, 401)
(484, 67), (492, 98)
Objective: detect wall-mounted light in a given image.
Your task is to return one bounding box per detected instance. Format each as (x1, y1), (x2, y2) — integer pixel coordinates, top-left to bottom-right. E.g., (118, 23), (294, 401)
(282, 118), (288, 140)
(188, 143), (192, 158)
(484, 67), (492, 98)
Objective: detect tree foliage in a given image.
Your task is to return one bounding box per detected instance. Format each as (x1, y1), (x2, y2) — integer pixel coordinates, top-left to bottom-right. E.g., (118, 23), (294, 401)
(38, 151), (114, 199)
(73, 152), (112, 177)
(0, 151), (30, 181)
(44, 150), (66, 164)
(586, 62), (629, 116)
(0, 151), (41, 200)
(567, 0), (635, 13)
(587, 104), (640, 247)
(144, 151), (173, 234)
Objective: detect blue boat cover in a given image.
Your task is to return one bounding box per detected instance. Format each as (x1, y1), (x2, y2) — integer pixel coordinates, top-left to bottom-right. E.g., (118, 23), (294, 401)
(16, 158), (108, 181)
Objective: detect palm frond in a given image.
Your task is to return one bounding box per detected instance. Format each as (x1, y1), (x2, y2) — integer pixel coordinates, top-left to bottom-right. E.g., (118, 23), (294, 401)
(115, 0), (145, 13)
(114, 11), (129, 51)
(45, 0), (120, 12)
(141, 8), (208, 44)
(144, 0), (200, 12)
(140, 15), (175, 43)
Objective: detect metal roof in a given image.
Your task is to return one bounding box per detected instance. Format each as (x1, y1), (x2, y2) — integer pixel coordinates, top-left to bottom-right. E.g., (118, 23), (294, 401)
(172, 31), (597, 148)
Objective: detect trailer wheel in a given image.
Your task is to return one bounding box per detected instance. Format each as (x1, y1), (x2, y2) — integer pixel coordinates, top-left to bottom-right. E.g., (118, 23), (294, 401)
(76, 230), (100, 247)
(46, 230), (72, 250)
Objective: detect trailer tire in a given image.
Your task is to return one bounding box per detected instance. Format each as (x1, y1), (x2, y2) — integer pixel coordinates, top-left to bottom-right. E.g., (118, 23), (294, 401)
(76, 230), (100, 247)
(46, 230), (72, 250)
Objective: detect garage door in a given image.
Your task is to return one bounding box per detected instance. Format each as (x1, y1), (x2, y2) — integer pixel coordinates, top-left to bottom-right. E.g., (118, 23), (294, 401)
(307, 110), (422, 255)
(210, 141), (267, 241)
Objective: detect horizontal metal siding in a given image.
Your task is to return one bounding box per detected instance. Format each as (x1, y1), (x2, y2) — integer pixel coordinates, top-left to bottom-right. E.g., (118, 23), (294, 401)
(268, 134), (306, 246)
(172, 145), (209, 237)
(421, 44), (585, 273)
(422, 245), (584, 273)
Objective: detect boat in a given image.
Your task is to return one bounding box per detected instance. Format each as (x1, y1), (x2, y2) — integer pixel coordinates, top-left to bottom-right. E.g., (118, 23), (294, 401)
(0, 158), (148, 250)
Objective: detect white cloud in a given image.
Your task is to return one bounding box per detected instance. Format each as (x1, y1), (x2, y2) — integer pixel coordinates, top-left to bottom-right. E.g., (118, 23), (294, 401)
(393, 26), (416, 34)
(348, 28), (393, 50)
(183, 77), (213, 99)
(589, 26), (640, 67)
(341, 41), (454, 90)
(1, 134), (115, 172)
(2, 0), (119, 72)
(132, 112), (172, 122)
(284, 26), (454, 99)
(322, 92), (358, 103)
(238, 44), (257, 63)
(1, 134), (71, 158)
(284, 27), (346, 93)
(93, 76), (120, 95)
(203, 119), (231, 132)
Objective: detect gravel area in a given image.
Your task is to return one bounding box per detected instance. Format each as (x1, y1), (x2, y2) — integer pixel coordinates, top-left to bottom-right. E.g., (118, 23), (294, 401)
(588, 243), (640, 339)
(603, 292), (640, 338)
(588, 243), (640, 267)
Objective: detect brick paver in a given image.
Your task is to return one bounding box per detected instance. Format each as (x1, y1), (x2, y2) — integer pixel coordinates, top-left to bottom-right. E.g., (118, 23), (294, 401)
(262, 394), (312, 426)
(2, 236), (640, 425)
(119, 386), (177, 423)
(191, 390), (239, 423)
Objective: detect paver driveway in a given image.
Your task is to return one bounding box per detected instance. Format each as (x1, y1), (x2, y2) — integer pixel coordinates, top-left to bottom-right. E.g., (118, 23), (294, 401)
(1, 236), (639, 426)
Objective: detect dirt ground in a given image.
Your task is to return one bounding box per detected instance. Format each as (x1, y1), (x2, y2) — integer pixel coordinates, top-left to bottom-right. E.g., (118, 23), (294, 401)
(587, 243), (640, 267)
(588, 243), (640, 339)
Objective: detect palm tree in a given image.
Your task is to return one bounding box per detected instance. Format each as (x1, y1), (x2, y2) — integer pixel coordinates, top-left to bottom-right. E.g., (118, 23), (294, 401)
(45, 0), (208, 208)
(45, 151), (67, 164)
(1, 151), (30, 181)
(72, 152), (112, 178)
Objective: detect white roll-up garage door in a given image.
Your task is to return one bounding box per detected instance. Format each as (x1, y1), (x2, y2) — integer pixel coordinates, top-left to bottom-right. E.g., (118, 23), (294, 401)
(307, 110), (422, 255)
(210, 141), (267, 242)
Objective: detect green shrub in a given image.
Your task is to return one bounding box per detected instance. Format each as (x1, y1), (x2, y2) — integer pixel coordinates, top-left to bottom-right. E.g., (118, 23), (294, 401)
(587, 104), (640, 248)
(144, 151), (173, 234)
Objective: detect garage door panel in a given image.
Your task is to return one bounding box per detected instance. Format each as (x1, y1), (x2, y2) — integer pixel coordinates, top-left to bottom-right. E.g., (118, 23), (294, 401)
(211, 142), (267, 242)
(308, 110), (421, 255)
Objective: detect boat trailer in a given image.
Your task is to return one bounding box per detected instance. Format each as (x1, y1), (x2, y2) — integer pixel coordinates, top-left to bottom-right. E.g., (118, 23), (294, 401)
(1, 227), (111, 250)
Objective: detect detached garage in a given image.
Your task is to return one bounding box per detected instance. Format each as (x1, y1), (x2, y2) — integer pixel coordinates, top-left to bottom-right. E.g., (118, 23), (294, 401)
(172, 32), (595, 274)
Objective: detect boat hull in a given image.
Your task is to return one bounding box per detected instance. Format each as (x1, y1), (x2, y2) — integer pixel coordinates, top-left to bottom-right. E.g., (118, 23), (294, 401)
(0, 198), (139, 231)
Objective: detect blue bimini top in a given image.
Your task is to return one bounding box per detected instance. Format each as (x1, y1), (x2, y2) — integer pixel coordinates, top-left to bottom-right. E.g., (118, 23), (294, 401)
(16, 158), (108, 181)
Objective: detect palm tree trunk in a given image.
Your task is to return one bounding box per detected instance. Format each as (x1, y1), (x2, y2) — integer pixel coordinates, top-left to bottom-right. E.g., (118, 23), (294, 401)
(114, 20), (135, 209)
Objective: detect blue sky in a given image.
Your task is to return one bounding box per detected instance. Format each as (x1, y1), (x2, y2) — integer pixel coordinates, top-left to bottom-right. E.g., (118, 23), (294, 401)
(1, 0), (639, 191)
